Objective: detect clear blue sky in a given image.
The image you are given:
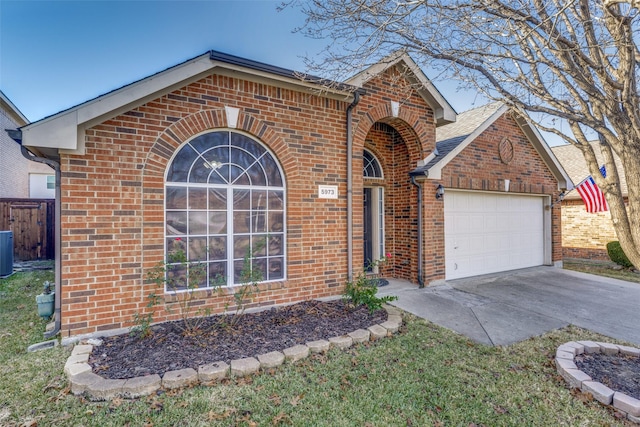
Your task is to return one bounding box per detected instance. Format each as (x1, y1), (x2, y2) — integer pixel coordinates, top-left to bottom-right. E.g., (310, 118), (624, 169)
(2, 0), (558, 144)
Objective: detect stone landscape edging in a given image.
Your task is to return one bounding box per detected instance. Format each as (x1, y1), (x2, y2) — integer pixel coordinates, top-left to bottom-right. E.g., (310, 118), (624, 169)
(556, 340), (640, 424)
(65, 305), (403, 401)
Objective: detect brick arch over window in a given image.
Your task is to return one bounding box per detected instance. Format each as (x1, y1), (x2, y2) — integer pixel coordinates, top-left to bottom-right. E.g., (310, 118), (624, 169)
(143, 109), (296, 181)
(141, 109), (297, 262)
(352, 103), (429, 161)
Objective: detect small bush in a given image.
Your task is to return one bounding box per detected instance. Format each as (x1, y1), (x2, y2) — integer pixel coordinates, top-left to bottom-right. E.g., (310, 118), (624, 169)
(606, 241), (633, 268)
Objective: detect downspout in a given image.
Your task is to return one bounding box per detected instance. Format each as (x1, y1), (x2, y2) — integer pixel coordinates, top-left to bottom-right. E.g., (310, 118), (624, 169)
(411, 175), (425, 288)
(16, 140), (62, 338)
(346, 91), (362, 282)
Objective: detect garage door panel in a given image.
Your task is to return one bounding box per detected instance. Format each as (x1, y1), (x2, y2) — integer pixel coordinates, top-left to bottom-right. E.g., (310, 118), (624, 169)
(445, 192), (544, 280)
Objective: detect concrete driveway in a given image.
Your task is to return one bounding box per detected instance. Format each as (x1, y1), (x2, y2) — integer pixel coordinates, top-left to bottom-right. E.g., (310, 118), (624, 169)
(378, 266), (640, 346)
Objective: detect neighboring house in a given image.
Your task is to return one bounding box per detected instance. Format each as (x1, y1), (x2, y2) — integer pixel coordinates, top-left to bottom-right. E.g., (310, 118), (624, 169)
(13, 50), (571, 338)
(0, 91), (55, 199)
(552, 143), (628, 261)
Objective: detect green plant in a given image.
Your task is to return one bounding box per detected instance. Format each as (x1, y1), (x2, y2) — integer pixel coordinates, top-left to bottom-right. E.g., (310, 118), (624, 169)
(606, 241), (633, 268)
(134, 237), (266, 337)
(220, 238), (265, 329)
(343, 255), (397, 313)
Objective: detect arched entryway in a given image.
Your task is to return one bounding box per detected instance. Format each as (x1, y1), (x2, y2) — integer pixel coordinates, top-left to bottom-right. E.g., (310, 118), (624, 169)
(360, 120), (423, 282)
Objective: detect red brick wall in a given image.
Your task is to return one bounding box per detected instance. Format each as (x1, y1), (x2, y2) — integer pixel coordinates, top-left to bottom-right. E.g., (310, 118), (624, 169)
(422, 112), (564, 282)
(57, 66), (560, 336)
(351, 69), (436, 284)
(59, 66), (440, 336)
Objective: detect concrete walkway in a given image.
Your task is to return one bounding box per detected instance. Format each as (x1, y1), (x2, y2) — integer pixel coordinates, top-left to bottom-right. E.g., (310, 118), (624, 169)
(378, 266), (640, 346)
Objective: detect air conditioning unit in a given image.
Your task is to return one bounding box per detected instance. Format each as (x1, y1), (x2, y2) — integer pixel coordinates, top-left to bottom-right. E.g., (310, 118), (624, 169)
(0, 231), (14, 277)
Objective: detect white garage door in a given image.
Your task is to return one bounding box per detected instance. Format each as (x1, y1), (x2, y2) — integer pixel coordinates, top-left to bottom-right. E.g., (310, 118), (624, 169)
(444, 191), (544, 280)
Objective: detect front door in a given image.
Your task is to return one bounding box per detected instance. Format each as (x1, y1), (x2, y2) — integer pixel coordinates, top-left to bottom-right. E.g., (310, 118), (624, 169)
(363, 188), (373, 270)
(363, 187), (384, 272)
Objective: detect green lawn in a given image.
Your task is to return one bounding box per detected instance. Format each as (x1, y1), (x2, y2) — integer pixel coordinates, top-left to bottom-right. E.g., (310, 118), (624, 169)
(0, 270), (633, 426)
(564, 259), (640, 284)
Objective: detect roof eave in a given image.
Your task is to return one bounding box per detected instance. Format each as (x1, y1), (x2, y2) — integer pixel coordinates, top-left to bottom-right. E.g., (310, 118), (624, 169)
(20, 51), (356, 153)
(346, 51), (457, 126)
(513, 114), (574, 191)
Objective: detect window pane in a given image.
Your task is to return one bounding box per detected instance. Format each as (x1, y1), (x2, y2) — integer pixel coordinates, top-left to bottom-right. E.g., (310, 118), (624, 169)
(188, 212), (208, 235)
(252, 190), (267, 209)
(189, 157), (214, 183)
(253, 235), (268, 256)
(166, 237), (186, 261)
(188, 263), (208, 289)
(208, 188), (226, 209)
(245, 162), (267, 186)
(208, 262), (226, 286)
(234, 236), (250, 259)
(269, 257), (284, 280)
(260, 156), (282, 186)
(167, 145), (198, 182)
(189, 237), (207, 261)
(253, 258), (267, 282)
(188, 188), (207, 209)
(209, 165), (229, 184)
(250, 211), (267, 233)
(269, 212), (284, 232)
(230, 165), (250, 185)
(230, 146), (255, 170)
(190, 131), (228, 153)
(233, 189), (251, 210)
(233, 211), (250, 234)
(268, 235), (283, 256)
(208, 236), (226, 260)
(232, 132), (266, 158)
(268, 191), (284, 210)
(166, 265), (187, 291)
(233, 260), (245, 284)
(167, 211), (187, 235)
(209, 212), (227, 234)
(166, 187), (187, 209)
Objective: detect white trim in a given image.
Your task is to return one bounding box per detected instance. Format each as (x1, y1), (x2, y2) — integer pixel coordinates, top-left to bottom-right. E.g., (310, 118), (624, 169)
(225, 106), (240, 128)
(390, 101), (400, 117)
(346, 51), (457, 125)
(20, 53), (355, 153)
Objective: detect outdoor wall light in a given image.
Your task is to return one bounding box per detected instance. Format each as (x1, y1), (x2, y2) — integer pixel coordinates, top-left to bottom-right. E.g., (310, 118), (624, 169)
(435, 184), (445, 200)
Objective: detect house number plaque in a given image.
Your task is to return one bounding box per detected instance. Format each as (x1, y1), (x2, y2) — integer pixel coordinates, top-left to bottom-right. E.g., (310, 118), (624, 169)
(318, 185), (338, 199)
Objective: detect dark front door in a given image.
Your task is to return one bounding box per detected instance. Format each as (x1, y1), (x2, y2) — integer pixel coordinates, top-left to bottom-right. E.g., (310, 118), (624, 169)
(363, 187), (373, 271)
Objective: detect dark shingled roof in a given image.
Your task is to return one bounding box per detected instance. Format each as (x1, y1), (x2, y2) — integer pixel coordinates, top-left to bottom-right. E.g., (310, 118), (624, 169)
(415, 102), (504, 173)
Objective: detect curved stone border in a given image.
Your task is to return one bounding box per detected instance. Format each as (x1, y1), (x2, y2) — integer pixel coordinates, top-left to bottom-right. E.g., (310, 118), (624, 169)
(65, 305), (403, 401)
(556, 340), (640, 424)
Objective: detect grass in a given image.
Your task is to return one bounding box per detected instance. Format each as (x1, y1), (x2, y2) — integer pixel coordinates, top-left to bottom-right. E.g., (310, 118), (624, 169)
(564, 259), (640, 284)
(0, 270), (635, 426)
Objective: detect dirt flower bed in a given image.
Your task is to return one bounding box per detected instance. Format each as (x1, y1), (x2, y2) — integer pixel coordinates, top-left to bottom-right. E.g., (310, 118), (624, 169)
(89, 299), (387, 379)
(576, 352), (640, 400)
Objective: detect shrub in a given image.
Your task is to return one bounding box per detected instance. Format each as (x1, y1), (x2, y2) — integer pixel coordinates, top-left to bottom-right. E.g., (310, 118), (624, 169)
(343, 255), (398, 313)
(606, 241), (633, 268)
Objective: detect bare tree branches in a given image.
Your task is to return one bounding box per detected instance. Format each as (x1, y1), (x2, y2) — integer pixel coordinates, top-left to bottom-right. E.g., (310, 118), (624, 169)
(291, 0), (640, 267)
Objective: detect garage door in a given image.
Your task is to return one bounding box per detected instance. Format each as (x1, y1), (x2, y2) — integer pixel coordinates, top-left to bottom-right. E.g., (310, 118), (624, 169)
(444, 191), (544, 280)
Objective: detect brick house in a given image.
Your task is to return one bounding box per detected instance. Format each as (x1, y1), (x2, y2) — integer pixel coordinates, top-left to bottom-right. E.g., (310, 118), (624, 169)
(12, 51), (571, 338)
(552, 143), (628, 261)
(1, 90), (55, 199)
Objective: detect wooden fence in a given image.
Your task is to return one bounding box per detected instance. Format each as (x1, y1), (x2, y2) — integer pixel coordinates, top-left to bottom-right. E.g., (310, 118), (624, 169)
(0, 199), (55, 261)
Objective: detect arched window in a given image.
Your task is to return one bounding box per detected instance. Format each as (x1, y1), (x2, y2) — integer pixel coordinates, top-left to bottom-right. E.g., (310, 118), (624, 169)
(165, 130), (285, 290)
(363, 149), (383, 178)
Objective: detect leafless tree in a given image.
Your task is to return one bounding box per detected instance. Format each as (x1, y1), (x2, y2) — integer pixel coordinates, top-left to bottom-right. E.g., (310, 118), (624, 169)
(290, 0), (640, 268)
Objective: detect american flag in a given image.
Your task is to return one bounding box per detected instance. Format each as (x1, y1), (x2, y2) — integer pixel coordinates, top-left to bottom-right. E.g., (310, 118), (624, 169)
(576, 165), (608, 213)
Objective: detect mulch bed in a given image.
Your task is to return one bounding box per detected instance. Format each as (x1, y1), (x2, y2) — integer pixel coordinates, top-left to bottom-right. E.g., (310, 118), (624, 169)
(89, 300), (387, 380)
(575, 352), (640, 400)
